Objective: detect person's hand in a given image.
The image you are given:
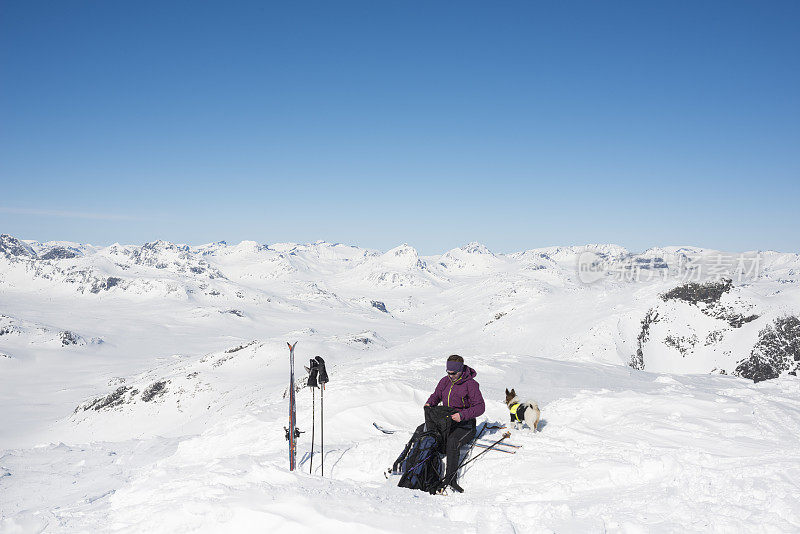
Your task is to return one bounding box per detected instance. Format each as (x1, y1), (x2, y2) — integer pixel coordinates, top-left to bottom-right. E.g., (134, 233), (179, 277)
(424, 403), (430, 407)
(451, 413), (461, 422)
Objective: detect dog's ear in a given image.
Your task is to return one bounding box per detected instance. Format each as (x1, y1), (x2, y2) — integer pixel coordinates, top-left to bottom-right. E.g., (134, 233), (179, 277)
(510, 388), (516, 396)
(505, 388), (509, 395)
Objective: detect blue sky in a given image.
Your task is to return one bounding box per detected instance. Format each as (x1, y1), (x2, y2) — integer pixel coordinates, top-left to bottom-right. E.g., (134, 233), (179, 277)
(1, 1), (798, 254)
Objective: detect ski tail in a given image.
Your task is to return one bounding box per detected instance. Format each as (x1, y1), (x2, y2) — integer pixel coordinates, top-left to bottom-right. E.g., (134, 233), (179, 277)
(373, 422), (398, 434)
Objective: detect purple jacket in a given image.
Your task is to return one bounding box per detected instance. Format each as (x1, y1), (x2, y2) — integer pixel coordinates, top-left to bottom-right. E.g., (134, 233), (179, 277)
(426, 365), (485, 421)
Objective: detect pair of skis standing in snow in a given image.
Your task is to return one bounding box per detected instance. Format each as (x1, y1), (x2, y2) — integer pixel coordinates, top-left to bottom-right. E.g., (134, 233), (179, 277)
(286, 342), (329, 475)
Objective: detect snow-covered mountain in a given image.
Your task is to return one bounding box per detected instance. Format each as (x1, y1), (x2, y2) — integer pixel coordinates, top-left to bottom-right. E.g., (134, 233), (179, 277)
(2, 233), (800, 532)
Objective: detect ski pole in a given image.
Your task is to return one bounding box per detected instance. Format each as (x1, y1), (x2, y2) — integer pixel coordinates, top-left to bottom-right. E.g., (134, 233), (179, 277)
(462, 421), (489, 464)
(437, 422), (488, 490)
(458, 431), (510, 470)
(310, 387), (316, 475)
(320, 383), (324, 477)
(441, 431), (510, 488)
(313, 356), (329, 477)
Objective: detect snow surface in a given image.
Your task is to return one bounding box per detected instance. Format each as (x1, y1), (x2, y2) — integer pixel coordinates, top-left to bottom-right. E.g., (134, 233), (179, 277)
(2, 237), (800, 533)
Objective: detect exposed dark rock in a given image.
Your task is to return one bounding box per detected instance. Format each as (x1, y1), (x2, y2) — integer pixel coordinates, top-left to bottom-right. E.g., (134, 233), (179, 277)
(40, 247), (80, 260)
(485, 311), (508, 326)
(223, 309), (245, 318)
(735, 316), (800, 382)
(90, 277), (123, 293)
(723, 311), (760, 328)
(344, 331), (383, 347)
(225, 341), (256, 353)
(525, 264), (546, 271)
(703, 303), (760, 328)
(0, 234), (37, 259)
(59, 330), (82, 346)
(213, 354), (234, 367)
(704, 330), (726, 346)
(631, 256), (668, 269)
(630, 308), (660, 370)
(83, 386), (132, 411)
(141, 380), (169, 402)
(371, 300), (388, 313)
(0, 324), (20, 336)
(664, 334), (698, 357)
(661, 279), (733, 305)
(662, 279), (758, 328)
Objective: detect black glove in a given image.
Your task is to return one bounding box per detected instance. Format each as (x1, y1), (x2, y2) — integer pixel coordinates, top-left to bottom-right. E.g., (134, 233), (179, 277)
(306, 359), (319, 388)
(314, 355), (329, 384)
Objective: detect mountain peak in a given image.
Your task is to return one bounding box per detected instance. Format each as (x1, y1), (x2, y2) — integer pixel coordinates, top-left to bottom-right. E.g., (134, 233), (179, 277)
(460, 242), (492, 255)
(389, 243), (416, 254)
(0, 234), (37, 259)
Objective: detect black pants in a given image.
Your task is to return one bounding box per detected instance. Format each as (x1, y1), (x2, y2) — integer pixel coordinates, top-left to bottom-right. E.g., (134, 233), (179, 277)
(445, 419), (476, 481)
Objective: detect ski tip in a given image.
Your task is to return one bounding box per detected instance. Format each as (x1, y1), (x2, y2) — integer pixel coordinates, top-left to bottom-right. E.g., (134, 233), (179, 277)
(287, 341), (298, 350)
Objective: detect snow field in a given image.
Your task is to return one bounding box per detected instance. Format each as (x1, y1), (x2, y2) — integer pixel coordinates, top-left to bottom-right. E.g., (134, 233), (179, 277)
(3, 238), (800, 532)
(5, 343), (800, 533)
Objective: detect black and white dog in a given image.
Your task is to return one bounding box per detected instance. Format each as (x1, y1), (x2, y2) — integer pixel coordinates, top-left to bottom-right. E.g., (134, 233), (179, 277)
(505, 388), (540, 431)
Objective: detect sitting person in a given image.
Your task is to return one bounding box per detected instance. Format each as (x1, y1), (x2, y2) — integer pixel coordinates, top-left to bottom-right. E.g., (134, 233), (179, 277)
(424, 354), (485, 493)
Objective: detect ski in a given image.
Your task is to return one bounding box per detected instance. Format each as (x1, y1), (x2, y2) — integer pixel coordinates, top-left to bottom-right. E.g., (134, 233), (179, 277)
(287, 341), (298, 471)
(473, 442), (517, 454)
(475, 439), (521, 449)
(374, 422), (503, 437)
(373, 422), (399, 434)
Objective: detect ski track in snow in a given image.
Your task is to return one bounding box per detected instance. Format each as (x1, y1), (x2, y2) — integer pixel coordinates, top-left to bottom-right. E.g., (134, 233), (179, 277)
(1, 238), (800, 533)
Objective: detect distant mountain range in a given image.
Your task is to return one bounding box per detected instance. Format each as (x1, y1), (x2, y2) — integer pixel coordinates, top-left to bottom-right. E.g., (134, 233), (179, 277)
(2, 233), (798, 383)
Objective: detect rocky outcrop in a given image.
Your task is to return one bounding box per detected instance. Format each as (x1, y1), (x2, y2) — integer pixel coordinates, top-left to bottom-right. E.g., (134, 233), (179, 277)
(0, 234), (37, 259)
(40, 247), (80, 260)
(79, 386), (138, 412)
(661, 279), (734, 305)
(141, 380), (169, 402)
(59, 330), (85, 346)
(661, 279), (759, 328)
(629, 309), (660, 370)
(735, 316), (800, 382)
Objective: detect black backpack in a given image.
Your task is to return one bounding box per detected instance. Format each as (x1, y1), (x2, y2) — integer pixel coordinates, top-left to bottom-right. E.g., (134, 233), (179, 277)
(392, 406), (457, 494)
